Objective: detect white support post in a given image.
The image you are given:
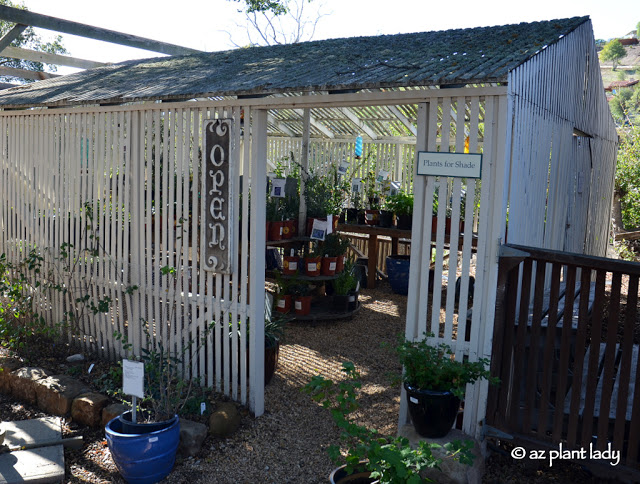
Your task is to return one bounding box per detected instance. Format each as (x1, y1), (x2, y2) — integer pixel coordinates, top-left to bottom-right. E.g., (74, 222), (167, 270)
(249, 109), (267, 416)
(298, 108), (311, 236)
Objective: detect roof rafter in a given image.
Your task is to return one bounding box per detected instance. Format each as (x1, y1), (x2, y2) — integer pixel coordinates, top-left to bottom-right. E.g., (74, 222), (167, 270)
(0, 65), (58, 81)
(267, 112), (295, 137)
(339, 107), (377, 140)
(293, 108), (335, 138)
(0, 5), (200, 56)
(0, 46), (106, 70)
(387, 105), (417, 136)
(0, 23), (26, 52)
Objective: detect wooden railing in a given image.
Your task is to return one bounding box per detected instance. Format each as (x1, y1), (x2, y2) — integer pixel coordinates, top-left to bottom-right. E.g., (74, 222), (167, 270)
(487, 244), (640, 474)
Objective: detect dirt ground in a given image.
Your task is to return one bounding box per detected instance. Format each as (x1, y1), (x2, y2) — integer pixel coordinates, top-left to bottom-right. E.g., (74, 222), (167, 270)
(0, 279), (634, 483)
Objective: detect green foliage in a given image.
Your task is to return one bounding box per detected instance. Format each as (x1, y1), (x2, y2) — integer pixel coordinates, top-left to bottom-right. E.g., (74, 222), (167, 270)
(332, 260), (357, 296)
(320, 233), (350, 257)
(232, 0), (289, 14)
(396, 334), (497, 399)
(115, 316), (214, 422)
(0, 0), (67, 83)
(615, 125), (640, 229)
(265, 312), (288, 346)
(600, 39), (627, 70)
(385, 191), (414, 216)
(303, 362), (474, 483)
(610, 87), (640, 124)
(0, 250), (63, 356)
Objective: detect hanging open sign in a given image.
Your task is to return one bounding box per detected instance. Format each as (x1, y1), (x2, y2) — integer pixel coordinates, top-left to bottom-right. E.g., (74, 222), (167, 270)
(203, 119), (234, 273)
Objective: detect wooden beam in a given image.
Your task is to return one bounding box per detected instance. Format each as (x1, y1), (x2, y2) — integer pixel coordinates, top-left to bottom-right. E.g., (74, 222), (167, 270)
(267, 112), (295, 137)
(293, 108), (334, 138)
(0, 5), (200, 56)
(0, 46), (105, 69)
(339, 107), (378, 140)
(0, 23), (26, 52)
(0, 65), (59, 80)
(387, 105), (417, 136)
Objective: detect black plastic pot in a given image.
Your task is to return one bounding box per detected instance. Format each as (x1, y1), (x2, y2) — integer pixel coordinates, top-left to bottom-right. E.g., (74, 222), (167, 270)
(333, 294), (350, 312)
(347, 290), (359, 311)
(378, 210), (393, 228)
(346, 208), (359, 224)
(356, 210), (366, 225)
(265, 340), (280, 385)
(329, 463), (378, 483)
(396, 213), (412, 230)
(404, 383), (460, 438)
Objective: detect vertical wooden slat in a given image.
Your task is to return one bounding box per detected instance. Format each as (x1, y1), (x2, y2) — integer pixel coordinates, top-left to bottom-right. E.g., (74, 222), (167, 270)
(613, 274), (638, 452)
(537, 262), (562, 437)
(596, 272), (622, 449)
(567, 267), (592, 447)
(580, 269), (606, 444)
(552, 264), (576, 441)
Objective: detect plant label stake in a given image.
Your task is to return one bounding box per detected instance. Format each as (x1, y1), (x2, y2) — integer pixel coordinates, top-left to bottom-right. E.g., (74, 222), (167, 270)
(122, 359), (144, 423)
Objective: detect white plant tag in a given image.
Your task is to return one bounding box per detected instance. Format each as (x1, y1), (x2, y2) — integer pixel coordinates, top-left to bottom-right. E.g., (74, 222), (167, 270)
(289, 261), (297, 270)
(308, 262), (317, 271)
(277, 299), (286, 308)
(295, 301), (302, 310)
(410, 397), (419, 404)
(87, 363), (95, 374)
(149, 436), (158, 443)
(329, 262), (336, 271)
(122, 359), (144, 399)
(200, 402), (206, 415)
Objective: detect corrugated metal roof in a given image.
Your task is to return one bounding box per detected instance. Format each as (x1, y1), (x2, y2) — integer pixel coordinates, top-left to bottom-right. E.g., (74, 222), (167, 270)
(0, 16), (588, 108)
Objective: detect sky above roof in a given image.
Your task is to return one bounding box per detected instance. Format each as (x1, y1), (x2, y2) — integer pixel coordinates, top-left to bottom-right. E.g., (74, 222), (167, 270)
(19, 0), (639, 73)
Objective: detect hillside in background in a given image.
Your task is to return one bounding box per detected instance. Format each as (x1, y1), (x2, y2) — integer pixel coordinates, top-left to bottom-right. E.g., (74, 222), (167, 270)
(600, 44), (640, 86)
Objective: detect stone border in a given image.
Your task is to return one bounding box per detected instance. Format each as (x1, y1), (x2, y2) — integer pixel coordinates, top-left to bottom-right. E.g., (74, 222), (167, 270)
(0, 356), (210, 458)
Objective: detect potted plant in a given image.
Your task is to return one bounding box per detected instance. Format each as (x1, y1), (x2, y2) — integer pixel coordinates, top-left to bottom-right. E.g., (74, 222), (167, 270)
(396, 334), (497, 438)
(106, 316), (213, 484)
(364, 171), (380, 226)
(386, 190), (413, 230)
(321, 233), (350, 273)
(304, 362), (475, 483)
(282, 248), (300, 276)
(291, 282), (313, 316)
(264, 312), (287, 385)
(304, 243), (322, 277)
(274, 272), (294, 313)
(266, 194), (284, 241)
(332, 262), (357, 312)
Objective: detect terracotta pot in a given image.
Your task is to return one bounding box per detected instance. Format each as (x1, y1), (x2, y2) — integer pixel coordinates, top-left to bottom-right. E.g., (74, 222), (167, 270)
(321, 256), (338, 276)
(294, 295), (312, 315)
(304, 256), (322, 277)
(282, 256), (299, 275)
(275, 294), (292, 313)
(364, 209), (379, 226)
(282, 219), (296, 239)
(335, 254), (346, 273)
(265, 221), (271, 239)
(269, 221), (284, 241)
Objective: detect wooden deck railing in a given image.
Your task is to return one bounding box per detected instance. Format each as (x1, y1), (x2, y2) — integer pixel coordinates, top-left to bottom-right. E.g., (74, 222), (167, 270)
(487, 244), (640, 473)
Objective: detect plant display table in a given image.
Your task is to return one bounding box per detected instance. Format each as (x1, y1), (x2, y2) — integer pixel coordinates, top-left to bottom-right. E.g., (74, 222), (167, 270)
(337, 224), (477, 289)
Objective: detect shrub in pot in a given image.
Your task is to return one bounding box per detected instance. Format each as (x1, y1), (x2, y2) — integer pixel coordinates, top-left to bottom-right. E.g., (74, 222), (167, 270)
(396, 334), (497, 438)
(332, 261), (357, 312)
(386, 191), (413, 230)
(321, 233), (350, 273)
(108, 315), (214, 484)
(304, 362), (475, 483)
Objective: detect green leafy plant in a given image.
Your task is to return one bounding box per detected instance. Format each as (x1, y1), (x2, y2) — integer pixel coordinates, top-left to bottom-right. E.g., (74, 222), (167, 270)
(396, 334), (497, 399)
(303, 362), (475, 483)
(320, 233), (350, 258)
(332, 260), (357, 296)
(265, 312), (288, 347)
(385, 191), (414, 217)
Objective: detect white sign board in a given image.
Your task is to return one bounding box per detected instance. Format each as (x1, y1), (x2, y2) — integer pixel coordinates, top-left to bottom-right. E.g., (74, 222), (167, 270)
(122, 359), (144, 399)
(417, 152), (482, 179)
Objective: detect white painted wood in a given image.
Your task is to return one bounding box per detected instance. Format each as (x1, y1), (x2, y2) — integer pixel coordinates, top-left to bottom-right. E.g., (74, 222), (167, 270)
(250, 108), (267, 416)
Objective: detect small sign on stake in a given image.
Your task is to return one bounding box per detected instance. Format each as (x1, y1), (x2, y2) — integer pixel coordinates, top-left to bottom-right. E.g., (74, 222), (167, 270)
(123, 359), (144, 423)
(271, 178), (286, 198)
